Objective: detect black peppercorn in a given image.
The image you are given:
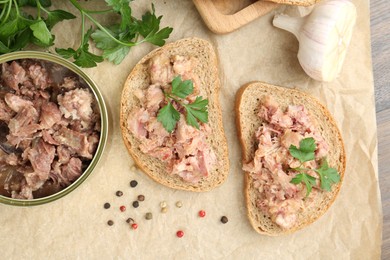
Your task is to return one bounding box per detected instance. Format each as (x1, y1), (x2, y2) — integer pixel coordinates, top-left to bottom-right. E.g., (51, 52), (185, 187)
(132, 201), (139, 208)
(116, 190), (123, 197)
(220, 216), (228, 224)
(104, 203), (111, 209)
(137, 195), (145, 201)
(107, 220), (114, 226)
(130, 180), (138, 188)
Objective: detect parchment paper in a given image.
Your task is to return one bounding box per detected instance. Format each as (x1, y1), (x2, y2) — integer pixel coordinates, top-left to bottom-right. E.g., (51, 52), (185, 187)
(0, 0), (382, 259)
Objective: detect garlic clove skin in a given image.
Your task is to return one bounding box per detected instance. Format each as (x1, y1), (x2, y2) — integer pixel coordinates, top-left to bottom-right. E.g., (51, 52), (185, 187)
(273, 0), (357, 82)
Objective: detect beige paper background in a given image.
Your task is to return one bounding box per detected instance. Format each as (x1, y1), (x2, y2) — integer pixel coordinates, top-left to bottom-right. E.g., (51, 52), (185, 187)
(0, 0), (382, 259)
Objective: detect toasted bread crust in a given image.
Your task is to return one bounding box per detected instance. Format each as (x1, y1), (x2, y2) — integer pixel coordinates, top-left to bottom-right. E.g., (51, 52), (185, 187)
(120, 38), (229, 192)
(235, 82), (346, 235)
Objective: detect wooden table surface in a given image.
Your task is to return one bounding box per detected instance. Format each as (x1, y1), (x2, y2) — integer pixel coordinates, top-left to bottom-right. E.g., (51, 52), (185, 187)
(370, 0), (389, 258)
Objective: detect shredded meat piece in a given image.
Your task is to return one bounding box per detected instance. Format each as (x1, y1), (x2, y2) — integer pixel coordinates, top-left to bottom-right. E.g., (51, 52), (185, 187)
(60, 157), (82, 185)
(40, 102), (62, 129)
(58, 88), (93, 129)
(28, 64), (50, 90)
(53, 127), (92, 159)
(1, 61), (28, 92)
(60, 77), (78, 90)
(4, 93), (34, 113)
(243, 96), (329, 229)
(0, 99), (15, 122)
(57, 145), (72, 164)
(25, 138), (55, 192)
(149, 53), (174, 86)
(7, 106), (41, 146)
(42, 130), (60, 145)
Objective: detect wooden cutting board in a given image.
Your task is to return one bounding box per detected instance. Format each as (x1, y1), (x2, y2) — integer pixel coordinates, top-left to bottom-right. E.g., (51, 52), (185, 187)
(192, 0), (278, 34)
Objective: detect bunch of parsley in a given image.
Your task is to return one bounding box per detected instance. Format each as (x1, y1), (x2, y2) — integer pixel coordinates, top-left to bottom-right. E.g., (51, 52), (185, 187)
(0, 0), (173, 68)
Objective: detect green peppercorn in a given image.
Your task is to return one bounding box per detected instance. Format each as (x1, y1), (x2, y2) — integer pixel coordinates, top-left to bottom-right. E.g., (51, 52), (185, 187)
(145, 212), (153, 220)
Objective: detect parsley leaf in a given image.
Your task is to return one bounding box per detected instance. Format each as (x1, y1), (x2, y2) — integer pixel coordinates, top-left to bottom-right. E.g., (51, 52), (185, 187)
(291, 173), (317, 197)
(157, 76), (209, 132)
(55, 47), (77, 59)
(184, 96), (209, 129)
(57, 27), (103, 68)
(315, 159), (340, 191)
(91, 26), (133, 64)
(30, 19), (53, 46)
(135, 4), (172, 46)
(289, 137), (341, 196)
(143, 27), (173, 46)
(91, 28), (119, 50)
(157, 102), (180, 133)
(102, 44), (131, 65)
(289, 137), (316, 163)
(45, 10), (76, 29)
(0, 41), (10, 53)
(171, 76), (194, 98)
(105, 0), (132, 29)
(137, 5), (160, 38)
(74, 48), (104, 68)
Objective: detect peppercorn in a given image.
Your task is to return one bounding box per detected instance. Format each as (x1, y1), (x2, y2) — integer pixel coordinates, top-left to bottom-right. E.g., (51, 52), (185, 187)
(198, 210), (206, 218)
(175, 201), (183, 208)
(104, 203), (111, 209)
(137, 195), (145, 201)
(107, 220), (114, 226)
(220, 216), (228, 224)
(120, 205), (126, 212)
(132, 223), (138, 230)
(145, 212), (153, 220)
(132, 201), (139, 208)
(176, 230), (184, 238)
(126, 218), (134, 224)
(116, 190), (123, 197)
(130, 180), (138, 188)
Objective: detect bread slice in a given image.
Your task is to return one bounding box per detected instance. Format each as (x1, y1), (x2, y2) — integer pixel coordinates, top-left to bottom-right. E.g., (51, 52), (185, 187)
(235, 82), (346, 235)
(265, 0), (320, 6)
(120, 38), (229, 192)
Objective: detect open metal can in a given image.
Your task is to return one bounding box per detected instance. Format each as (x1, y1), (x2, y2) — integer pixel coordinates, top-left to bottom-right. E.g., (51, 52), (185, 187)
(0, 51), (108, 206)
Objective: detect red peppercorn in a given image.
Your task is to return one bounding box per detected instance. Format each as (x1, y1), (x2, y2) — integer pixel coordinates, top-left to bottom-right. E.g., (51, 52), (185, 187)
(120, 205), (126, 212)
(176, 230), (184, 238)
(198, 210), (206, 218)
(132, 223), (138, 230)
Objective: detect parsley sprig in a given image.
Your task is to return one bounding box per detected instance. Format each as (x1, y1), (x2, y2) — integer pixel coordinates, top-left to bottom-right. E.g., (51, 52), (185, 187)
(157, 76), (208, 133)
(289, 137), (340, 197)
(0, 0), (173, 68)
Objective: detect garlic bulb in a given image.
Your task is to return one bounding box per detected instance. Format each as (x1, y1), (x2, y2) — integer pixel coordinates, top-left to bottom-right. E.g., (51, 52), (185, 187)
(273, 0), (357, 82)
